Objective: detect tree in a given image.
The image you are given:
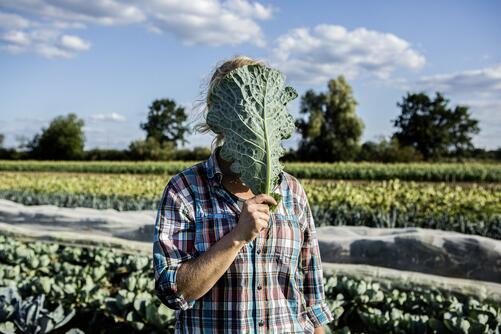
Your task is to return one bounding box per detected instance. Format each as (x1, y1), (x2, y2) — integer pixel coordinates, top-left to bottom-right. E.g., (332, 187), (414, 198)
(29, 113), (85, 160)
(140, 99), (190, 148)
(0, 133), (4, 148)
(15, 135), (31, 151)
(296, 76), (364, 161)
(392, 92), (480, 160)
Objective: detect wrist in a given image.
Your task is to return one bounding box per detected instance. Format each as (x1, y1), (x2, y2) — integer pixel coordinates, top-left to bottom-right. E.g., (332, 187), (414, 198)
(228, 229), (248, 249)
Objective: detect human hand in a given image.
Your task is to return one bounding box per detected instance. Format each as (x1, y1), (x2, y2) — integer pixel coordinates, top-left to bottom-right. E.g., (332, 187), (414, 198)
(233, 194), (277, 243)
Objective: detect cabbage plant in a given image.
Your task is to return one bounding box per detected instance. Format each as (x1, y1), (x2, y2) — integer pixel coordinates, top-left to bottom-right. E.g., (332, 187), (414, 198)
(207, 64), (298, 210)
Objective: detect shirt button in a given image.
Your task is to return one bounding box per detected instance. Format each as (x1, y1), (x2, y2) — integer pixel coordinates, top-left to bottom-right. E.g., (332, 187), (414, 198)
(257, 284), (262, 290)
(258, 320), (264, 327)
(256, 249), (261, 254)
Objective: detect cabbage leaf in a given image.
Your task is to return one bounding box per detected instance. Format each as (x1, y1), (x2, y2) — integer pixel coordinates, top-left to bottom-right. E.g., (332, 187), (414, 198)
(207, 64), (298, 211)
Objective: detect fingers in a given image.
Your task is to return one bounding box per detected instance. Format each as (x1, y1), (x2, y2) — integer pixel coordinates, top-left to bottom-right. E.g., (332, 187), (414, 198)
(249, 194), (277, 206)
(250, 211), (270, 228)
(252, 204), (270, 215)
(243, 201), (270, 217)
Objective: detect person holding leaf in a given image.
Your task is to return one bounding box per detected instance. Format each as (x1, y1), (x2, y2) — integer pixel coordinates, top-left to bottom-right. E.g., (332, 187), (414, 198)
(153, 55), (333, 333)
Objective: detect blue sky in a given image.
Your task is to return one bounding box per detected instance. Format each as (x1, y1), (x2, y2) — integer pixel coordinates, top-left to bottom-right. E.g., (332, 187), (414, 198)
(1, 0), (500, 151)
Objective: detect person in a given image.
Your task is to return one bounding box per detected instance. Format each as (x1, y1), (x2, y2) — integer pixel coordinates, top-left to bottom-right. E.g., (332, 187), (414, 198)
(153, 55), (333, 333)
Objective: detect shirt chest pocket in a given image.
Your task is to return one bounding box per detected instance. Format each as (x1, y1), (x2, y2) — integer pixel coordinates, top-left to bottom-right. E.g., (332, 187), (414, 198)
(270, 213), (302, 265)
(194, 212), (238, 254)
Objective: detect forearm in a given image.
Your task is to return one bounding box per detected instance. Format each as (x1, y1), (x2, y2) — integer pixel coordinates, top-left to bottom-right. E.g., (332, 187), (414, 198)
(175, 229), (246, 301)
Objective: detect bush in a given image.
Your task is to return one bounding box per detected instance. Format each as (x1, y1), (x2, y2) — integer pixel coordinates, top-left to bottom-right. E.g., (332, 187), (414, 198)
(357, 137), (423, 162)
(172, 146), (211, 160)
(128, 138), (176, 161)
(83, 149), (130, 161)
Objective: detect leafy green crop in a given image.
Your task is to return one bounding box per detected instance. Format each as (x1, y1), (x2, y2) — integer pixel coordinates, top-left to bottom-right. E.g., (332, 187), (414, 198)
(206, 64), (298, 210)
(1, 236), (499, 333)
(1, 172), (499, 239)
(0, 286), (77, 334)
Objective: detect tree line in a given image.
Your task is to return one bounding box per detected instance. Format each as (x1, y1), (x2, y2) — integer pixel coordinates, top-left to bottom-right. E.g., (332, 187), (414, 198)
(0, 75), (499, 162)
(292, 76), (496, 162)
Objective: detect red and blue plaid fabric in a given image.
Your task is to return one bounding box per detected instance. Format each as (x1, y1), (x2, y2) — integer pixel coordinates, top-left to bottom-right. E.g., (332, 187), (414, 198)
(153, 147), (333, 333)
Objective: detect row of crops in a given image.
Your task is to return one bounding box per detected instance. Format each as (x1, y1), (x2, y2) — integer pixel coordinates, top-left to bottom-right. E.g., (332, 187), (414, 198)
(1, 172), (499, 239)
(1, 236), (499, 334)
(1, 160), (500, 182)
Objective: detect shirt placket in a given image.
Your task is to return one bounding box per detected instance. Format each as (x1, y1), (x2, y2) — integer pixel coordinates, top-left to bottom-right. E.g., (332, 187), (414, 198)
(257, 184), (282, 332)
(254, 232), (266, 333)
(212, 171), (282, 333)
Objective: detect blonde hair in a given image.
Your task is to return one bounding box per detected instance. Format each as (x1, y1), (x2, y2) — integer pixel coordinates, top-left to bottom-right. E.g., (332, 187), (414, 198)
(193, 55), (269, 151)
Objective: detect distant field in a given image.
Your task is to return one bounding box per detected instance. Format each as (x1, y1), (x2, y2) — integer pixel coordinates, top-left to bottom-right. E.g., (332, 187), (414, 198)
(1, 172), (499, 239)
(1, 160), (501, 182)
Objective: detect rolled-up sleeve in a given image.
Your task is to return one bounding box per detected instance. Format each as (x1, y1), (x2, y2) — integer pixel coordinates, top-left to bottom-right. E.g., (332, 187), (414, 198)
(298, 183), (334, 328)
(153, 180), (197, 310)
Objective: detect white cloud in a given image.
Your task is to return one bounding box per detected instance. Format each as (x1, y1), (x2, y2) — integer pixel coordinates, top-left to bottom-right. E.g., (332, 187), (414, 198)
(83, 126), (105, 134)
(1, 30), (30, 45)
(0, 0), (273, 55)
(144, 0), (271, 47)
(223, 0), (274, 20)
(464, 99), (501, 112)
(90, 113), (127, 122)
(29, 28), (59, 43)
(0, 0), (146, 26)
(60, 34), (91, 51)
(36, 44), (73, 58)
(1, 43), (26, 54)
(0, 20), (92, 58)
(51, 21), (86, 30)
(463, 100), (501, 141)
(0, 6), (94, 59)
(270, 24), (425, 85)
(0, 12), (30, 29)
(417, 64), (501, 96)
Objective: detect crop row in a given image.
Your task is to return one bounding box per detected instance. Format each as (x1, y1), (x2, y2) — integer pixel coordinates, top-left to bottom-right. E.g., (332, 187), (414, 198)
(0, 236), (499, 333)
(1, 160), (500, 181)
(1, 189), (499, 240)
(1, 173), (499, 239)
(1, 173), (499, 219)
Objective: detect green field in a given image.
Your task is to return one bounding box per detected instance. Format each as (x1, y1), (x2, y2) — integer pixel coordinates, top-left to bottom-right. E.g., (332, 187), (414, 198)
(1, 160), (500, 182)
(1, 237), (499, 333)
(0, 161), (500, 333)
(0, 171), (499, 239)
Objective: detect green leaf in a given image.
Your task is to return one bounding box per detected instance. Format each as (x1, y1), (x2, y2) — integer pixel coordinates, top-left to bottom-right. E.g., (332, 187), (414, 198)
(269, 193), (282, 212)
(207, 64), (298, 208)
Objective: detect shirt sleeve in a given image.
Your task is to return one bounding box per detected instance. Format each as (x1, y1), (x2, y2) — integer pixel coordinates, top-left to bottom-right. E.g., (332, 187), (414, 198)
(153, 179), (198, 311)
(298, 183), (334, 328)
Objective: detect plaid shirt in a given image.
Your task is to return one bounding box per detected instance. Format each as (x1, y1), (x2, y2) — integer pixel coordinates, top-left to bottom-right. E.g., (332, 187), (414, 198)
(153, 147), (333, 333)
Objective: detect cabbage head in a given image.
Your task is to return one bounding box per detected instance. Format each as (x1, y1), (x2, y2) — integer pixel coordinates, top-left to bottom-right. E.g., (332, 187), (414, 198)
(207, 64), (298, 211)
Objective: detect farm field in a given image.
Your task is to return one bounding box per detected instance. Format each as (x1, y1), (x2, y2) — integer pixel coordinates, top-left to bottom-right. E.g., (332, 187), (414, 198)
(0, 161), (500, 333)
(1, 236), (500, 333)
(1, 160), (500, 182)
(0, 171), (499, 238)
